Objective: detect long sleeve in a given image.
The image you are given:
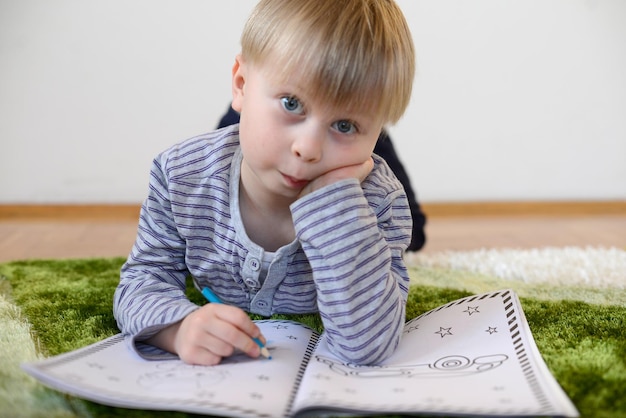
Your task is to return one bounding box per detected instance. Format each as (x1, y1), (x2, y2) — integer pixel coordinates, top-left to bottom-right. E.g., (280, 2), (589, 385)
(113, 155), (201, 354)
(114, 129), (244, 359)
(290, 159), (412, 365)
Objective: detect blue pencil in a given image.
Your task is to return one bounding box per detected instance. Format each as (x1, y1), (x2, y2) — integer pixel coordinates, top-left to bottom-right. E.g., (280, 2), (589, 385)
(201, 287), (271, 359)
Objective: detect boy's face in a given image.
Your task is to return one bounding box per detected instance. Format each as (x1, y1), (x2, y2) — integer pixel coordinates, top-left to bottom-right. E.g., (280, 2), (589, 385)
(231, 56), (384, 205)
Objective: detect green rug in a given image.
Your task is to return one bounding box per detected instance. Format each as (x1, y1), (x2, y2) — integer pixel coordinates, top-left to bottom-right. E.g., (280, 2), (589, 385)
(0, 247), (624, 418)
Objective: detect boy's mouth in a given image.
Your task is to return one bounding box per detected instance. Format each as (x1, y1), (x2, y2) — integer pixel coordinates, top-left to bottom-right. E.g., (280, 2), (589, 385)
(282, 173), (310, 189)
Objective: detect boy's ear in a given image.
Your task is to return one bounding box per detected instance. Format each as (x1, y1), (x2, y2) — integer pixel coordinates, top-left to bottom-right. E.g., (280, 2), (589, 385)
(231, 55), (245, 113)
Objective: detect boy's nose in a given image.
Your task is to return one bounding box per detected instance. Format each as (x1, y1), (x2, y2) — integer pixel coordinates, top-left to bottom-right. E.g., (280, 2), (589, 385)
(291, 131), (323, 163)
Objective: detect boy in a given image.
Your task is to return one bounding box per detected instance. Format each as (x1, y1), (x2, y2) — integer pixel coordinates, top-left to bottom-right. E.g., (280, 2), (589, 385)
(114, 0), (415, 366)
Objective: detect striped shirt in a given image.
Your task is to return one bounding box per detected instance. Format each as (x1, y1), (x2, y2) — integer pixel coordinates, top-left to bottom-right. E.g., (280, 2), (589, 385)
(113, 124), (412, 365)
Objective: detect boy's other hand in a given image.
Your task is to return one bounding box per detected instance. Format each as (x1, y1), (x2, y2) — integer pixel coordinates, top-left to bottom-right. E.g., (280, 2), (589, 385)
(299, 157), (374, 198)
(148, 304), (266, 366)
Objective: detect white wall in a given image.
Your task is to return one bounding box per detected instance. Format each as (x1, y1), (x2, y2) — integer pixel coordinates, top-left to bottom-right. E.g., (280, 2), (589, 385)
(1, 0), (625, 204)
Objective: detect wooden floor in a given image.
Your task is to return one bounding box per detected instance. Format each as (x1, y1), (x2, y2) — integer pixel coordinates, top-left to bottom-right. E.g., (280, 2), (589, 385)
(1, 212), (624, 263)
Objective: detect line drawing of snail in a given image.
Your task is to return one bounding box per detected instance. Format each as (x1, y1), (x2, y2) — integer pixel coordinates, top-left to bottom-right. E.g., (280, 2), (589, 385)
(314, 354), (509, 379)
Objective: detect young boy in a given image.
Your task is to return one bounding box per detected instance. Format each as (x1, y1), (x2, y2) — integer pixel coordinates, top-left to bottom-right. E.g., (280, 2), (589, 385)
(114, 0), (415, 366)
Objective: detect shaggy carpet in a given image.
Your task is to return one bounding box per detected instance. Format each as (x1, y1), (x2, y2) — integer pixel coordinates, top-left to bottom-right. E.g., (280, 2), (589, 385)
(0, 246), (624, 418)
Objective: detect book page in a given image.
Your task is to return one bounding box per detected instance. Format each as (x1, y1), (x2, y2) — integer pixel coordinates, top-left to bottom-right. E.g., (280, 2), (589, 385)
(293, 289), (578, 417)
(22, 320), (318, 418)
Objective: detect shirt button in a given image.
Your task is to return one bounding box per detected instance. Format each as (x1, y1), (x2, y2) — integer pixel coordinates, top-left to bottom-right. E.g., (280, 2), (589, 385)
(248, 258), (260, 271)
(245, 278), (259, 288)
(256, 301), (267, 308)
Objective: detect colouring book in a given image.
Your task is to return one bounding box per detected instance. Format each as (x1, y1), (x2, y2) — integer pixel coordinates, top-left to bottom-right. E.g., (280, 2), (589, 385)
(22, 289), (578, 417)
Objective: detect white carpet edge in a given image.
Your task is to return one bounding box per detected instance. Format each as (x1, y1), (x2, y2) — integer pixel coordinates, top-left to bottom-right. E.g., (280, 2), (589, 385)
(406, 246), (626, 290)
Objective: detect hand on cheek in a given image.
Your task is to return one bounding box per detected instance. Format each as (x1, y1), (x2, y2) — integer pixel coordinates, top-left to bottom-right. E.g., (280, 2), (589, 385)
(299, 157), (374, 198)
(167, 304), (265, 366)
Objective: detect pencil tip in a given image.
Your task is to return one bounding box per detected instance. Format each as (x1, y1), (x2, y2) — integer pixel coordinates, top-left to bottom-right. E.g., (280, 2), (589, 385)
(260, 347), (271, 359)
(252, 337), (271, 359)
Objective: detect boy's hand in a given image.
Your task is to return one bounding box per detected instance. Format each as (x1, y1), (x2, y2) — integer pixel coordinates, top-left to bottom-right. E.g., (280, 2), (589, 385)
(148, 304), (266, 366)
(299, 157), (374, 198)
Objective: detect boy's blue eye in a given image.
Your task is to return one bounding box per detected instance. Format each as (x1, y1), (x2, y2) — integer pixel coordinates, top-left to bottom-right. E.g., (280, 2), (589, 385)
(333, 120), (357, 134)
(281, 96), (304, 114)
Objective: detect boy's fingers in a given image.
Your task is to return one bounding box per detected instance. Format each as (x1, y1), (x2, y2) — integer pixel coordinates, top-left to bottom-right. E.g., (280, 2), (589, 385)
(213, 304), (262, 337)
(299, 158), (375, 198)
(207, 304), (264, 357)
(215, 322), (261, 357)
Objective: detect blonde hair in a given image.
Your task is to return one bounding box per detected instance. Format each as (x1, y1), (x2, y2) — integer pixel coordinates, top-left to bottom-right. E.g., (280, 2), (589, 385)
(241, 0), (415, 124)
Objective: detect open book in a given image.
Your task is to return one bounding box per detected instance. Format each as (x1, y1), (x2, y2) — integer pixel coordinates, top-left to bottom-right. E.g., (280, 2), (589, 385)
(22, 289), (578, 417)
